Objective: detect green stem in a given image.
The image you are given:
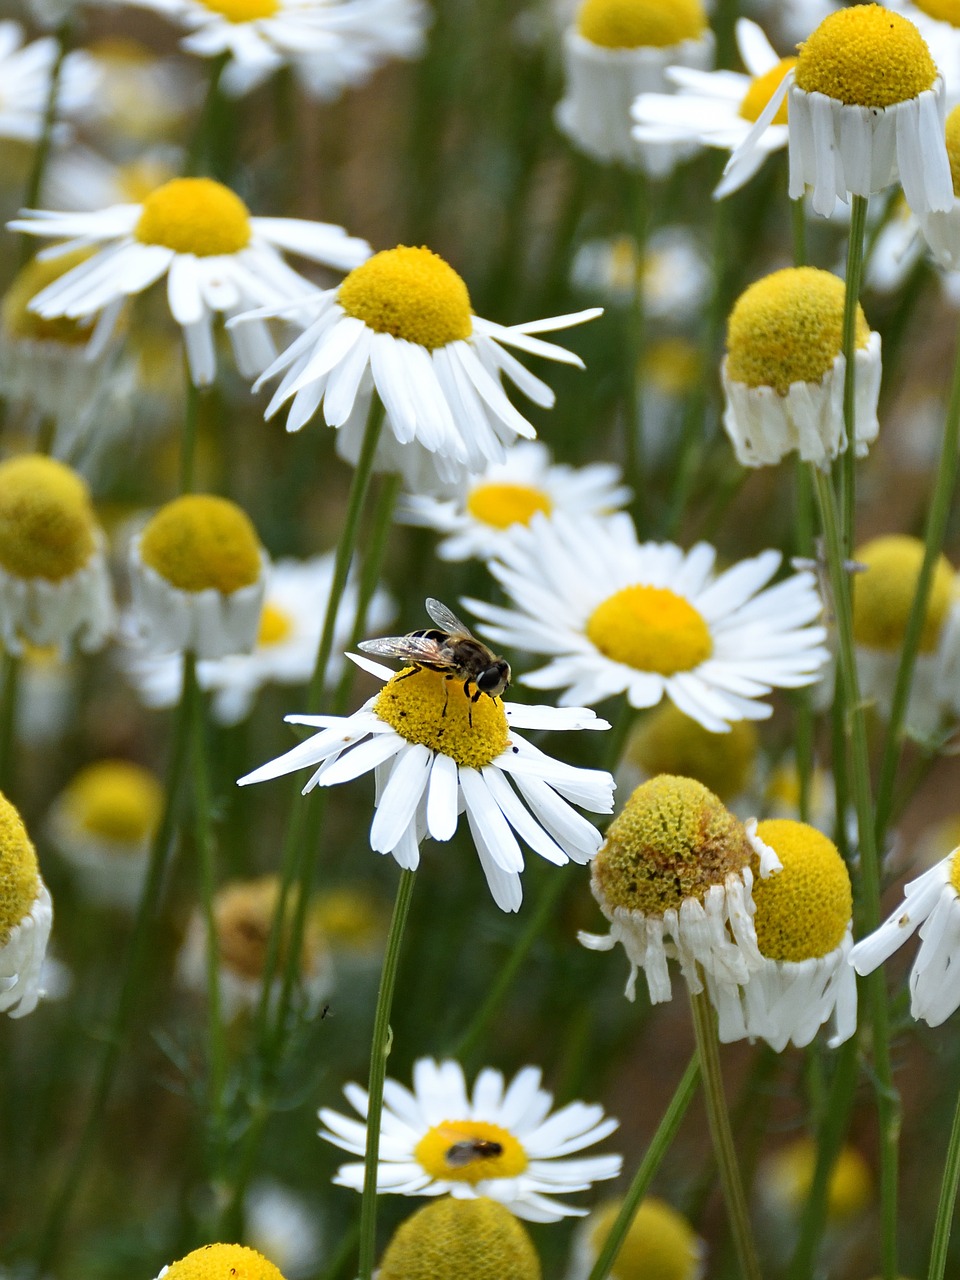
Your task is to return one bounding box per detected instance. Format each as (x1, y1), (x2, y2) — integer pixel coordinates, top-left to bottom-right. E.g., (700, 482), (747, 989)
(358, 869), (417, 1280)
(20, 17), (71, 265)
(794, 459), (816, 825)
(181, 377), (201, 493)
(0, 652), (20, 796)
(874, 314), (960, 847)
(688, 988), (762, 1280)
(790, 196), (807, 267)
(586, 1054), (700, 1280)
(839, 194), (868, 552)
(927, 1084), (960, 1280)
(185, 53), (230, 180)
(623, 170), (649, 520)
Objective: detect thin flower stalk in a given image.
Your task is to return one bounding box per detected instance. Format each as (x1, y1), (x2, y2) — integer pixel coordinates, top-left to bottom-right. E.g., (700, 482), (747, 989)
(0, 652), (19, 795)
(20, 15), (71, 266)
(840, 195), (869, 551)
(182, 378), (202, 494)
(186, 51), (231, 181)
(927, 1083), (960, 1280)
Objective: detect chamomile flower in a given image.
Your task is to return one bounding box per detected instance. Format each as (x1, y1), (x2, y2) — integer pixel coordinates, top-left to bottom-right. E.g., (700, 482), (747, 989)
(238, 642), (614, 913)
(244, 1182), (322, 1280)
(851, 843), (960, 1025)
(319, 1056), (621, 1221)
(917, 103), (960, 265)
(569, 227), (708, 316)
(579, 774), (781, 1002)
(632, 18), (793, 199)
(721, 267), (881, 468)
(248, 244), (601, 481)
(0, 790), (53, 1018)
(468, 512), (828, 734)
(398, 442), (631, 563)
(556, 0), (715, 173)
(760, 1137), (873, 1224)
(567, 1197), (705, 1280)
(82, 38), (200, 151)
(43, 145), (180, 213)
(153, 1244), (285, 1280)
(705, 819), (856, 1051)
(9, 176), (371, 386)
(624, 702), (759, 803)
(0, 22), (97, 146)
(379, 1197), (541, 1280)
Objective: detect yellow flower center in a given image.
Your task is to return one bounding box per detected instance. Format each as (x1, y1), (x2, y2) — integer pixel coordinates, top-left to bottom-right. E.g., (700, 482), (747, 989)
(576, 0), (707, 49)
(726, 267), (870, 395)
(751, 819), (851, 961)
(257, 602), (295, 647)
(465, 483), (553, 530)
(195, 0), (278, 20)
(414, 1120), (529, 1184)
(162, 1244), (287, 1280)
(949, 846), (960, 896)
(739, 58), (796, 124)
(764, 762), (831, 819)
(135, 178), (252, 257)
(2, 250), (95, 347)
(767, 1138), (873, 1222)
(914, 0), (960, 25)
(610, 235), (640, 291)
(592, 774), (754, 916)
(338, 246), (473, 350)
(588, 1197), (702, 1280)
(313, 888), (386, 952)
(586, 585), (713, 675)
(645, 337), (700, 395)
(628, 704), (757, 802)
(215, 876), (326, 980)
(62, 761), (163, 845)
(374, 667), (509, 770)
(0, 455), (96, 582)
(795, 4), (937, 108)
(852, 534), (954, 652)
(139, 494), (262, 594)
(0, 791), (40, 947)
(945, 104), (960, 196)
(378, 1197), (541, 1280)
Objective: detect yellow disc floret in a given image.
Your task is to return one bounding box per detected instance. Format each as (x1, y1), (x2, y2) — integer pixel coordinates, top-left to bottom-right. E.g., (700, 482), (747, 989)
(914, 0), (960, 25)
(0, 455), (96, 582)
(338, 246), (472, 349)
(751, 819), (851, 961)
(645, 337), (700, 395)
(313, 888), (386, 954)
(0, 792), (40, 946)
(414, 1120), (529, 1184)
(795, 5), (937, 108)
(215, 876), (326, 981)
(948, 847), (960, 896)
(135, 178), (252, 257)
(2, 250), (95, 346)
(628, 705), (758, 801)
(587, 586), (713, 675)
(61, 760), (163, 845)
(852, 534), (954, 652)
(944, 104), (960, 197)
(766, 1138), (873, 1221)
(378, 1197), (541, 1280)
(139, 495), (262, 594)
(588, 1197), (702, 1280)
(196, 0), (278, 20)
(739, 58), (796, 125)
(726, 268), (870, 395)
(375, 667), (509, 770)
(577, 0), (707, 49)
(257, 602), (294, 647)
(466, 483), (553, 530)
(161, 1244), (286, 1280)
(592, 775), (754, 916)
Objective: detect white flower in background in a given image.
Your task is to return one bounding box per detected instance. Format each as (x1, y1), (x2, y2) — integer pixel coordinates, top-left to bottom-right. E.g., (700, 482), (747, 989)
(42, 145), (181, 212)
(244, 1181), (323, 1280)
(632, 19), (793, 199)
(866, 193), (925, 294)
(9, 176), (370, 386)
(468, 512), (828, 733)
(917, 103), (960, 268)
(884, 0), (960, 108)
(319, 1057), (621, 1221)
(0, 791), (53, 1018)
(123, 554), (394, 722)
(398, 441), (631, 562)
(82, 38), (201, 151)
(750, 0), (840, 47)
(570, 227), (708, 316)
(0, 22), (97, 145)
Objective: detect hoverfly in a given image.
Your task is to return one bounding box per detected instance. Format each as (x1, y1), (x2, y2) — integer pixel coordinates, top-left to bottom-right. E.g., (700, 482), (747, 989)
(444, 1139), (505, 1168)
(359, 598), (510, 723)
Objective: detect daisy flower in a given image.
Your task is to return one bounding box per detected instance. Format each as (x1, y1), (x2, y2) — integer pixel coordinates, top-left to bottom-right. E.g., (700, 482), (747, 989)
(8, 176), (371, 386)
(398, 441), (631, 563)
(569, 226), (708, 316)
(152, 1244), (285, 1280)
(82, 37), (201, 151)
(851, 843), (960, 1026)
(759, 1138), (873, 1226)
(567, 1197), (705, 1280)
(244, 1181), (322, 1280)
(246, 244), (601, 481)
(467, 512), (828, 734)
(632, 18), (793, 199)
(380, 1197), (540, 1277)
(122, 553), (394, 723)
(917, 102), (960, 267)
(319, 1056), (621, 1222)
(0, 22), (97, 145)
(624, 702), (759, 806)
(579, 774), (782, 1002)
(238, 604), (615, 913)
(42, 145), (180, 213)
(0, 790), (53, 1019)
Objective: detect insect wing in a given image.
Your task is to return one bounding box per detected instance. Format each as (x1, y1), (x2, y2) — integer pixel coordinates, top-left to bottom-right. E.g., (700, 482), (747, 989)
(425, 597), (474, 639)
(358, 633), (451, 666)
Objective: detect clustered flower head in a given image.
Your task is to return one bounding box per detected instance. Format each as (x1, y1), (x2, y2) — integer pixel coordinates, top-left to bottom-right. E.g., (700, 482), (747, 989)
(0, 790), (52, 1018)
(567, 1195), (705, 1280)
(378, 1196), (541, 1280)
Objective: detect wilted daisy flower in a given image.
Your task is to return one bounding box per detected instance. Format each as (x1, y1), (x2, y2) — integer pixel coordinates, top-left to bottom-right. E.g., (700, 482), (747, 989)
(579, 774), (781, 1002)
(320, 1056), (621, 1221)
(248, 244), (600, 480)
(123, 554), (394, 722)
(0, 455), (115, 653)
(851, 842), (960, 1025)
(153, 1243), (286, 1280)
(469, 512), (828, 733)
(850, 534), (960, 737)
(0, 22), (97, 146)
(705, 818), (856, 1051)
(759, 1137), (873, 1225)
(178, 874), (332, 1020)
(238, 617), (614, 912)
(9, 176), (371, 386)
(569, 228), (708, 316)
(722, 267), (881, 468)
(633, 18), (793, 199)
(0, 790), (53, 1018)
(379, 1197), (541, 1280)
(130, 494), (268, 659)
(556, 0), (715, 173)
(47, 760), (163, 908)
(399, 442), (631, 563)
(566, 1196), (705, 1280)
(624, 703), (758, 804)
(916, 103), (960, 265)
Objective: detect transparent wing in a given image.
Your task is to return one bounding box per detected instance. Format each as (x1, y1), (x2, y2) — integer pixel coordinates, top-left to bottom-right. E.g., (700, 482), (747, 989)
(425, 597), (473, 638)
(358, 634), (450, 665)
